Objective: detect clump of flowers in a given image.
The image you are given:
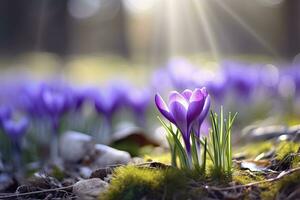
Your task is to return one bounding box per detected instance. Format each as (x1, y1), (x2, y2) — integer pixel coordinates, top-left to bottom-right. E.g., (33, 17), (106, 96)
(155, 88), (210, 170)
(155, 88), (236, 176)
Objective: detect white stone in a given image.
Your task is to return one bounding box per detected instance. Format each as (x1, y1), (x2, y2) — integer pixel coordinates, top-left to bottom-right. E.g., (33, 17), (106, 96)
(79, 166), (93, 179)
(59, 131), (94, 163)
(94, 144), (131, 167)
(73, 178), (108, 200)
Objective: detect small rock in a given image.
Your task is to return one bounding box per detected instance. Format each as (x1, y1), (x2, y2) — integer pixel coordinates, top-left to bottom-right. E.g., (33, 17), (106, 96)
(240, 161), (268, 173)
(59, 131), (94, 163)
(243, 124), (300, 141)
(94, 144), (131, 168)
(130, 157), (144, 164)
(243, 125), (288, 141)
(73, 178), (108, 200)
(79, 167), (93, 179)
(90, 167), (114, 180)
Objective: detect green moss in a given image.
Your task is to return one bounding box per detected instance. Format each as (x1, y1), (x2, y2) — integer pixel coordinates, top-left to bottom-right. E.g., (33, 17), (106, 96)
(232, 169), (264, 185)
(51, 165), (65, 181)
(292, 156), (300, 168)
(275, 141), (300, 160)
(100, 165), (188, 200)
(236, 141), (273, 159)
(144, 153), (171, 165)
(271, 141), (300, 170)
(112, 141), (141, 157)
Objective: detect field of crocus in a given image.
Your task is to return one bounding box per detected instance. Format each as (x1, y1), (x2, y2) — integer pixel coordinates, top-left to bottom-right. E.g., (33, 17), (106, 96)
(0, 58), (300, 199)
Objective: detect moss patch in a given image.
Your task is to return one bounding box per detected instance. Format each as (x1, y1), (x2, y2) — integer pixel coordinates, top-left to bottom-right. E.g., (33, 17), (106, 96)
(100, 165), (188, 200)
(232, 169), (264, 185)
(102, 141), (300, 200)
(236, 141), (273, 159)
(144, 153), (171, 165)
(275, 141), (300, 160)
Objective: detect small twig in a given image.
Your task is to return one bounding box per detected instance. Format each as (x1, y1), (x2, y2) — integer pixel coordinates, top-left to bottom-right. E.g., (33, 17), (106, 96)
(206, 166), (300, 191)
(0, 185), (73, 199)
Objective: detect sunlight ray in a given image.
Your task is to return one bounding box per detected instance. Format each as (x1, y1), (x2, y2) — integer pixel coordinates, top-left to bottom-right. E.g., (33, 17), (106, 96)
(213, 0), (278, 56)
(192, 0), (221, 61)
(179, 0), (202, 55)
(35, 0), (49, 51)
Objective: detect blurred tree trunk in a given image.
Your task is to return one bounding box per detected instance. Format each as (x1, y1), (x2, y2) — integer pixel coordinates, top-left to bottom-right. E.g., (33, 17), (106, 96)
(0, 0), (69, 56)
(286, 0), (300, 59)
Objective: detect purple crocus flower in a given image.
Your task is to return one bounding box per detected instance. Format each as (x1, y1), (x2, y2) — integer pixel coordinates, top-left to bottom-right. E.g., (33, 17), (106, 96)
(155, 88), (206, 154)
(2, 116), (28, 170)
(126, 88), (150, 127)
(222, 61), (259, 99)
(72, 88), (87, 111)
(42, 89), (66, 116)
(181, 88), (211, 138)
(93, 82), (128, 120)
(285, 66), (300, 97)
(39, 83), (72, 162)
(0, 105), (12, 123)
(2, 117), (28, 142)
(20, 82), (45, 117)
(167, 59), (196, 90)
(40, 86), (68, 132)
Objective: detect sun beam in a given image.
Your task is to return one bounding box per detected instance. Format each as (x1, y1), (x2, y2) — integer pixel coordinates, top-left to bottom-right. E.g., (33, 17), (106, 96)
(212, 0), (278, 56)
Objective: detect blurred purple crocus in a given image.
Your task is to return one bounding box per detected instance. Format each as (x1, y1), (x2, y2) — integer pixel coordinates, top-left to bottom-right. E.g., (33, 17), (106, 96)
(155, 88), (207, 155)
(222, 61), (259, 99)
(2, 116), (28, 170)
(126, 88), (150, 127)
(41, 87), (67, 131)
(167, 59), (196, 90)
(2, 117), (28, 142)
(0, 105), (12, 123)
(40, 84), (71, 162)
(20, 82), (45, 117)
(93, 83), (128, 122)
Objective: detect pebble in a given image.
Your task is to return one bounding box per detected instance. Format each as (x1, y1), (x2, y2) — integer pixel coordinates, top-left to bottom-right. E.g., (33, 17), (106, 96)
(79, 166), (93, 179)
(59, 131), (94, 163)
(243, 124), (300, 141)
(243, 125), (287, 141)
(73, 178), (108, 200)
(94, 144), (131, 168)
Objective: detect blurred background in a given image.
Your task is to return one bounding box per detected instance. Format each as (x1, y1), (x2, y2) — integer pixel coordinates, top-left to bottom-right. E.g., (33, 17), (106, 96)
(1, 0), (300, 162)
(0, 0), (299, 72)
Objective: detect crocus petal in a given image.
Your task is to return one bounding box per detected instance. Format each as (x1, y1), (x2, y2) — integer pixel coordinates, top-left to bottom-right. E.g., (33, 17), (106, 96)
(155, 94), (175, 123)
(169, 100), (188, 139)
(198, 95), (211, 125)
(181, 89), (193, 101)
(169, 91), (189, 110)
(187, 89), (204, 124)
(200, 87), (208, 97)
(42, 91), (65, 115)
(194, 93), (211, 138)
